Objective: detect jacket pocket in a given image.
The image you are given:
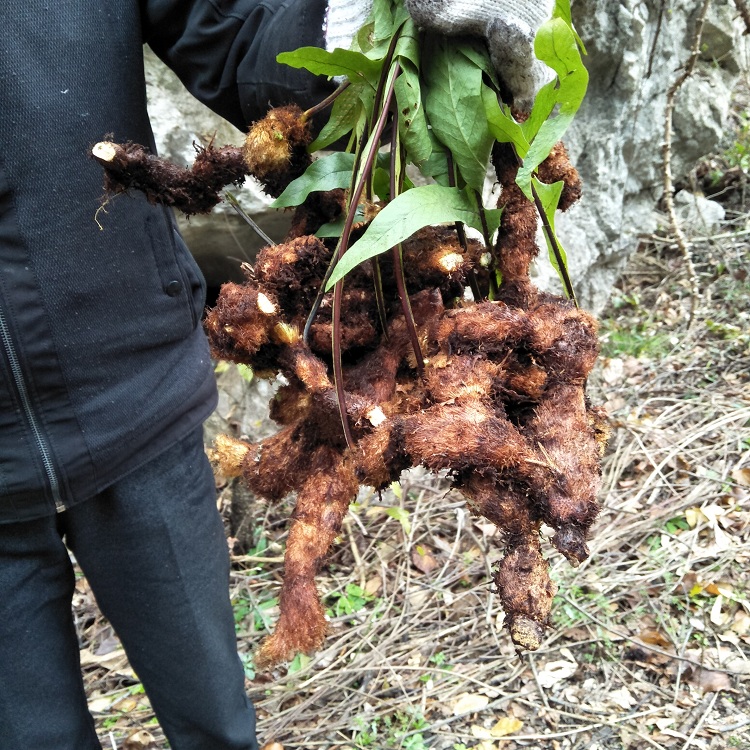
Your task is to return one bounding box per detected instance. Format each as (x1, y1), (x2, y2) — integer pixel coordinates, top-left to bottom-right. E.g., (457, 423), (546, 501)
(145, 208), (206, 335)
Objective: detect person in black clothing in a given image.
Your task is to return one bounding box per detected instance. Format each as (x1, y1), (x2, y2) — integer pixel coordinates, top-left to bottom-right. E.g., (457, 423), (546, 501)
(0, 1), (552, 747)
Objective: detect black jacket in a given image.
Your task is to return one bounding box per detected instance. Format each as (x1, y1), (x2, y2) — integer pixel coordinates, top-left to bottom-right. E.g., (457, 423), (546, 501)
(0, 0), (327, 522)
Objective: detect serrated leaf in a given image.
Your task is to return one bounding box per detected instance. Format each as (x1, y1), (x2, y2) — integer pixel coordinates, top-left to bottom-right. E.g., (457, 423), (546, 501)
(272, 153), (356, 208)
(394, 61), (432, 166)
(326, 186), (502, 288)
(422, 35), (493, 192)
(517, 18), (588, 196)
(277, 47), (382, 86)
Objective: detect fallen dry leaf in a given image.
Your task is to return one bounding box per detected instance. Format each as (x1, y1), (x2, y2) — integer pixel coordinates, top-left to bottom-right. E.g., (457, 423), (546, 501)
(87, 697), (114, 713)
(453, 692), (490, 715)
(490, 716), (523, 737)
(731, 610), (750, 636)
(537, 651), (577, 688)
(123, 730), (156, 750)
(685, 667), (732, 694)
(260, 744), (284, 750)
(411, 544), (439, 574)
(637, 628), (673, 648)
(364, 575), (382, 597)
(731, 467), (750, 486)
(710, 595), (729, 627)
(608, 686), (637, 710)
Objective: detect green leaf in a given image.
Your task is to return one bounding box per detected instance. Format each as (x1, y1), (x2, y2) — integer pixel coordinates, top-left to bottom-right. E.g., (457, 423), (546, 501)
(315, 205), (365, 238)
(394, 61), (432, 167)
(272, 153), (356, 208)
(326, 185), (502, 287)
(532, 177), (573, 299)
(386, 506), (411, 536)
(516, 18), (588, 197)
(351, 0), (400, 59)
(370, 0), (396, 45)
(277, 47), (382, 86)
(422, 35), (494, 192)
(521, 79), (558, 143)
(309, 84), (371, 151)
(457, 39), (500, 89)
(418, 133), (451, 186)
(287, 653), (312, 674)
(394, 16), (420, 67)
(553, 0), (587, 53)
(482, 84), (529, 157)
(372, 166), (414, 202)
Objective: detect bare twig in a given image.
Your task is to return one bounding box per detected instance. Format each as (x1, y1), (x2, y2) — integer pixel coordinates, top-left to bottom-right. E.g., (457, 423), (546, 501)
(681, 691), (718, 750)
(661, 0), (711, 325)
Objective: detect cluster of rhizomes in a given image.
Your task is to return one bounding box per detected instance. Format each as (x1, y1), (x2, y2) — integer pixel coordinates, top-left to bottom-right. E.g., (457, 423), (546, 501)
(94, 108), (608, 670)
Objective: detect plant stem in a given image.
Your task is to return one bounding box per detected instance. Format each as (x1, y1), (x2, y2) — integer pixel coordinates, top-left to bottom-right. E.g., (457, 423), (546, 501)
(331, 62), (402, 449)
(302, 81), (351, 121)
(661, 0), (710, 326)
(529, 180), (577, 306)
(389, 113), (424, 379)
(445, 153), (485, 301)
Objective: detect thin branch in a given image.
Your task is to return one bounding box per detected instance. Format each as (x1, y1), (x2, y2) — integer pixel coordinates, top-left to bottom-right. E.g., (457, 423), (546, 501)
(390, 108), (425, 379)
(224, 191), (276, 246)
(662, 0), (711, 325)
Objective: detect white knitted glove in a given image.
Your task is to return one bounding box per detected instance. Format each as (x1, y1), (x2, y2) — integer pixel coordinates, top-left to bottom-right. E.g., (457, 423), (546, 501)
(324, 0), (555, 108)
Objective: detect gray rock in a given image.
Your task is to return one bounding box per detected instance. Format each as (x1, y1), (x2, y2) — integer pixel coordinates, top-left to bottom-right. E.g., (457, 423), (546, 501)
(551, 0), (746, 311)
(672, 190), (726, 233)
(144, 1), (748, 308)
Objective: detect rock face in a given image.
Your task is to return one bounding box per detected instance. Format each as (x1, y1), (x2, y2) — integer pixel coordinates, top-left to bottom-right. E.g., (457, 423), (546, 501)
(144, 1), (747, 310)
(553, 0), (747, 311)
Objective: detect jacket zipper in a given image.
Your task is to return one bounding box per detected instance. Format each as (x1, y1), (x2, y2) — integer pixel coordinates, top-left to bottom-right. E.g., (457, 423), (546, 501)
(0, 304), (65, 512)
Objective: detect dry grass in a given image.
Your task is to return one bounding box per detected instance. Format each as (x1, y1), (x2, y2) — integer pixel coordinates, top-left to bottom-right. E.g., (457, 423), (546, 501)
(78, 209), (750, 750)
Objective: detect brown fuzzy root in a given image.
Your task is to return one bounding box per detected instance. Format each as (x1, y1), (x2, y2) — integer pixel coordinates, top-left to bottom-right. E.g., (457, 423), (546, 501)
(494, 539), (556, 651)
(209, 434), (251, 479)
(203, 283), (280, 364)
(242, 105), (313, 198)
(116, 98), (611, 668)
(457, 471), (539, 541)
(91, 141), (247, 215)
(524, 383), (602, 564)
(255, 450), (359, 669)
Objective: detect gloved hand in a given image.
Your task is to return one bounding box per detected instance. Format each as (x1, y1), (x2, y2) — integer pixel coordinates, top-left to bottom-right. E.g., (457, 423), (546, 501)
(324, 0), (555, 109)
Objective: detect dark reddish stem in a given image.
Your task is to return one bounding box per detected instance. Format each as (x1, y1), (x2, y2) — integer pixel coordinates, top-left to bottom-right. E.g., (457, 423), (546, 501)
(332, 63), (401, 449)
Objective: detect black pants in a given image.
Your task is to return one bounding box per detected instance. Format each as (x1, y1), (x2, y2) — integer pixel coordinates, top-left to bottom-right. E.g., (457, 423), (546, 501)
(0, 427), (258, 750)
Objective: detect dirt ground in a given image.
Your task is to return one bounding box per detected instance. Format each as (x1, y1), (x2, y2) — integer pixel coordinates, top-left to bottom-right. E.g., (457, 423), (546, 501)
(77, 175), (750, 750)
